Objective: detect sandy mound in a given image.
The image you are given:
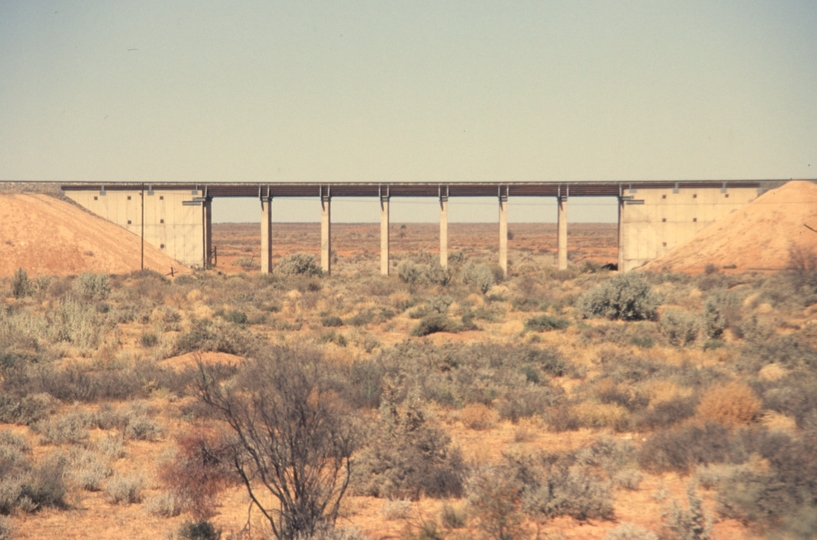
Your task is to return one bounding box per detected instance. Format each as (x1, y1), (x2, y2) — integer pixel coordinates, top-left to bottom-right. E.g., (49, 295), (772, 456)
(643, 180), (817, 274)
(0, 193), (189, 277)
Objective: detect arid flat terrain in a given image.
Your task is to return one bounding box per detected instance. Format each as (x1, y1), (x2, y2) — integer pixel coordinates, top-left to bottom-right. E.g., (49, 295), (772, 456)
(212, 222), (619, 276)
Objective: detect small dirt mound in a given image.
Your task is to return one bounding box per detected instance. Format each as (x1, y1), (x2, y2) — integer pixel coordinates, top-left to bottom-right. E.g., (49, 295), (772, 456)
(642, 180), (817, 274)
(0, 193), (189, 277)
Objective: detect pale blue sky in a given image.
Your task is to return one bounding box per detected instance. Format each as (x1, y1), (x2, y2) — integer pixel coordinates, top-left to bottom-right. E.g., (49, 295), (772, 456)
(1, 1), (815, 222)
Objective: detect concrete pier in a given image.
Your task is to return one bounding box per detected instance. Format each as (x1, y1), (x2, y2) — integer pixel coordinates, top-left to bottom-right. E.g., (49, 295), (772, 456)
(321, 190), (331, 275)
(557, 195), (567, 270)
(380, 194), (390, 276)
(261, 196), (272, 274)
(203, 197), (213, 269)
(439, 193), (449, 268)
(499, 190), (508, 277)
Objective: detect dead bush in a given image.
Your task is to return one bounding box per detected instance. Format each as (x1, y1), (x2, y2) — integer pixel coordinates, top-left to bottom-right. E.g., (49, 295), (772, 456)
(697, 382), (761, 426)
(160, 432), (235, 519)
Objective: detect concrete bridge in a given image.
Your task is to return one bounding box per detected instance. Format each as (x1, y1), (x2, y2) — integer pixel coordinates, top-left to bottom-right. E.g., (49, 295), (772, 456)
(60, 180), (781, 274)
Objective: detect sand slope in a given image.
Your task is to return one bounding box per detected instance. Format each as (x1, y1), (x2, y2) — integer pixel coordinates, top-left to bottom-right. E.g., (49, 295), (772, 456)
(0, 193), (189, 277)
(643, 180), (817, 274)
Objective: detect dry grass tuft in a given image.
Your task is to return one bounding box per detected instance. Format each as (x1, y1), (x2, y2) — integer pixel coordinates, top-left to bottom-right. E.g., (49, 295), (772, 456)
(459, 403), (497, 431)
(696, 381), (761, 425)
(572, 401), (629, 430)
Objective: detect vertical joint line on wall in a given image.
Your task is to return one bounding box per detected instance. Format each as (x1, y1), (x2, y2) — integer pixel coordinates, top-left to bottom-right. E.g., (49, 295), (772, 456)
(721, 182), (727, 193)
(673, 182), (679, 194)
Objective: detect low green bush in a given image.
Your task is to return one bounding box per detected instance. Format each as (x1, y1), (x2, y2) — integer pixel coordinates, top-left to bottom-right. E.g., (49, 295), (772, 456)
(411, 314), (461, 337)
(525, 315), (569, 332)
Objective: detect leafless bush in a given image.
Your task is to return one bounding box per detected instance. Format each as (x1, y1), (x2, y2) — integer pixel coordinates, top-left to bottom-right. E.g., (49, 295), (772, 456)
(196, 347), (358, 540)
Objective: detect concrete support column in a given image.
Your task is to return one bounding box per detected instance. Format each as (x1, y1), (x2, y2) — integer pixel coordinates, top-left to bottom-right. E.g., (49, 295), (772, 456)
(320, 189), (331, 275)
(261, 196), (273, 274)
(380, 195), (390, 276)
(203, 197), (213, 269)
(439, 194), (449, 268)
(499, 191), (508, 277)
(557, 195), (568, 270)
(617, 197), (625, 271)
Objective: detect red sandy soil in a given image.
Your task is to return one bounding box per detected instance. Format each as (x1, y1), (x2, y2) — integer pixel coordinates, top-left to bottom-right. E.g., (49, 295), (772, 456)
(0, 194), (188, 277)
(643, 180), (817, 274)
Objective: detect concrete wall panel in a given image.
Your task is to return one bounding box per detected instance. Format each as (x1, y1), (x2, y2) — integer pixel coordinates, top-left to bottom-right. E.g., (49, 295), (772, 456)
(619, 186), (759, 271)
(65, 189), (206, 268)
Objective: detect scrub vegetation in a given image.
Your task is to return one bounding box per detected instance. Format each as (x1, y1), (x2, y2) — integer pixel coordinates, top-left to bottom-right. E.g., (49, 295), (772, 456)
(1, 250), (816, 539)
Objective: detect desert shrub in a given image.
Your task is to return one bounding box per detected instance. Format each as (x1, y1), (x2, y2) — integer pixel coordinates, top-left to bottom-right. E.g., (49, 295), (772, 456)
(605, 523), (658, 540)
(96, 432), (125, 459)
(702, 291), (742, 339)
(196, 347), (359, 539)
(0, 452), (68, 514)
(221, 309), (247, 324)
(140, 331), (159, 347)
(467, 465), (526, 540)
(397, 261), (422, 284)
(787, 245), (817, 296)
(124, 414), (163, 441)
(146, 491), (184, 517)
(67, 448), (112, 491)
(593, 379), (650, 412)
(0, 392), (57, 425)
(424, 262), (451, 286)
(72, 273), (111, 301)
(571, 401), (630, 431)
(381, 498), (411, 520)
(440, 503), (467, 529)
(462, 263), (494, 294)
(277, 253), (322, 277)
(49, 296), (107, 349)
(161, 432), (235, 519)
(519, 461), (614, 521)
(577, 273), (661, 321)
(633, 396), (697, 430)
(105, 474), (144, 504)
(659, 309), (700, 347)
(347, 310), (375, 327)
(411, 314), (460, 337)
(663, 482), (712, 540)
(31, 411), (92, 445)
(525, 315), (569, 332)
(495, 385), (563, 422)
(760, 374), (817, 428)
(11, 268), (31, 298)
(696, 382), (760, 426)
(353, 394), (465, 500)
(0, 516), (13, 540)
(740, 335), (816, 372)
(459, 403), (496, 430)
(638, 422), (731, 474)
(178, 520), (222, 540)
(174, 318), (258, 356)
(321, 315), (344, 327)
(613, 469), (643, 491)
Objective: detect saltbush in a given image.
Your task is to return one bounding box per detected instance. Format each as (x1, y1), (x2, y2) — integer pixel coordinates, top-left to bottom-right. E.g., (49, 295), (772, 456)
(577, 273), (661, 321)
(276, 253), (322, 277)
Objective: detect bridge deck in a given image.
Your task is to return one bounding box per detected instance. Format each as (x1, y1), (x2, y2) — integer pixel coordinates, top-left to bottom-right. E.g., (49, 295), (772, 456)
(60, 180), (775, 198)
